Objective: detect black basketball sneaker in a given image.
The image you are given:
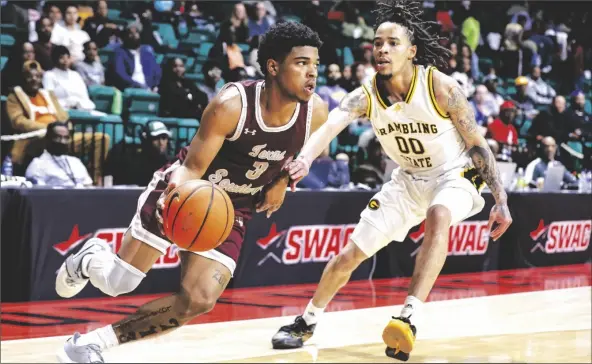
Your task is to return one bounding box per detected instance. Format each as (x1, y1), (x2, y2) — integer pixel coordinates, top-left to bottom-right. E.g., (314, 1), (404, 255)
(271, 315), (316, 349)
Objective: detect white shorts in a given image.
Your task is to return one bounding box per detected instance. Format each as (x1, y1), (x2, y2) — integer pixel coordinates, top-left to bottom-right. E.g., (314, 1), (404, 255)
(128, 161), (237, 276)
(350, 167), (486, 257)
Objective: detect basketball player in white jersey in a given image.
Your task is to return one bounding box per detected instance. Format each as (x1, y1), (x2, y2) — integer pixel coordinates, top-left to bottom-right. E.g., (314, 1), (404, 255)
(271, 0), (512, 361)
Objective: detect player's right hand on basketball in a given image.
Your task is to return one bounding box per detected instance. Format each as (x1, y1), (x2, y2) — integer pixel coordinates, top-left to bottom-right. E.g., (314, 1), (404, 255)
(155, 183), (177, 235)
(284, 156), (310, 191)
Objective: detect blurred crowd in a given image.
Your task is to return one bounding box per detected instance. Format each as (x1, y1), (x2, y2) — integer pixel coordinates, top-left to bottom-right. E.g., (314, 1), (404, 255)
(0, 0), (591, 191)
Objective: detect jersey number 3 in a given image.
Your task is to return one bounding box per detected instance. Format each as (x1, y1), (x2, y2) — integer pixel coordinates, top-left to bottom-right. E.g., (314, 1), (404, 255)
(395, 136), (425, 155)
(246, 161), (269, 180)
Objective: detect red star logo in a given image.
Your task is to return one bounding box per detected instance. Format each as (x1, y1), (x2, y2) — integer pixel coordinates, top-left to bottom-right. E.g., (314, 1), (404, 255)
(53, 225), (91, 255)
(530, 219), (549, 241)
(409, 221), (426, 244)
(256, 223), (284, 250)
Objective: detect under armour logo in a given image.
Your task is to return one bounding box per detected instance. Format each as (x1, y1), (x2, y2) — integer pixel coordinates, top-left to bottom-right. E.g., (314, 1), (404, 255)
(235, 216), (244, 227)
(244, 128), (256, 135)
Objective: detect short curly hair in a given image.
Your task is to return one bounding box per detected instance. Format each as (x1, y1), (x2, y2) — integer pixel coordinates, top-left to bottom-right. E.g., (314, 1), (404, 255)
(257, 21), (323, 77)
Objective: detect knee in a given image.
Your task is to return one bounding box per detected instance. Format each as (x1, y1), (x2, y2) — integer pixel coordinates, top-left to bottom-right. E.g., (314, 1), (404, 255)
(329, 241), (367, 275)
(426, 205), (452, 230)
(177, 286), (218, 318)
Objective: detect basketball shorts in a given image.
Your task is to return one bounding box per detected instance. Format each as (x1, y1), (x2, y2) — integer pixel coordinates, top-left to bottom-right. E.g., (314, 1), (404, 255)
(129, 161), (252, 276)
(350, 166), (486, 258)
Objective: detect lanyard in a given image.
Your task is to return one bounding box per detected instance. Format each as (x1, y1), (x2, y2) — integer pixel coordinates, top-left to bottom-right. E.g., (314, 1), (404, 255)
(51, 155), (76, 185)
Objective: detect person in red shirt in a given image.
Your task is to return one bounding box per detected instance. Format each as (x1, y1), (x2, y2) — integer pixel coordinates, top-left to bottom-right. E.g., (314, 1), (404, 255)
(487, 100), (519, 146)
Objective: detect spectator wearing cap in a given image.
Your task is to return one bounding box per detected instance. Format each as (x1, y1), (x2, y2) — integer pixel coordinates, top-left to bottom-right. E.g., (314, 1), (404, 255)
(25, 121), (93, 187)
(487, 101), (519, 147)
(103, 121), (172, 186)
(526, 66), (556, 106)
(6, 60), (68, 169)
(510, 75), (538, 124)
(107, 22), (161, 91)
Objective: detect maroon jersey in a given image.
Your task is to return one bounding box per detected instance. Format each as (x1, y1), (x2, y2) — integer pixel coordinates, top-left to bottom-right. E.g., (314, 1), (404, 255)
(176, 80), (313, 209)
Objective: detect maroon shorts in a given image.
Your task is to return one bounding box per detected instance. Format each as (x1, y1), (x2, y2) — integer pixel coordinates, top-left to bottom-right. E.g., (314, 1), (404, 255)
(129, 161), (252, 276)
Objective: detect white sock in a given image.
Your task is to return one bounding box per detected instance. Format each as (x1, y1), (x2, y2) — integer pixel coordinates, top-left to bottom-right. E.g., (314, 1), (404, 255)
(77, 325), (119, 350)
(399, 296), (423, 327)
(302, 300), (325, 326)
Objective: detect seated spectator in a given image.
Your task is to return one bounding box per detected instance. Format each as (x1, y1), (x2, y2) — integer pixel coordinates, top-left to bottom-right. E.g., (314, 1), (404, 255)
(460, 43), (480, 80)
(248, 1), (271, 38)
(25, 121), (93, 187)
(526, 66), (556, 106)
(299, 147), (350, 189)
(483, 75), (504, 107)
(198, 61), (223, 102)
(530, 96), (581, 145)
(570, 90), (591, 125)
(524, 136), (577, 188)
(75, 41), (105, 87)
(471, 85), (497, 127)
(487, 101), (519, 147)
(32, 16), (56, 72)
(50, 5), (91, 63)
(103, 121), (172, 186)
(1, 42), (36, 96)
(510, 76), (538, 123)
(108, 23), (161, 91)
(6, 60), (69, 169)
(209, 25), (248, 76)
(219, 2), (250, 44)
(158, 57), (208, 119)
(82, 0), (121, 48)
(351, 137), (386, 189)
(183, 1), (216, 32)
(339, 64), (357, 92)
(317, 64), (348, 112)
(42, 45), (97, 111)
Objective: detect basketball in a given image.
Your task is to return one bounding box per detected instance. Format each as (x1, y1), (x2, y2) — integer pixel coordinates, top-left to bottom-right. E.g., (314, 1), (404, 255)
(161, 180), (235, 252)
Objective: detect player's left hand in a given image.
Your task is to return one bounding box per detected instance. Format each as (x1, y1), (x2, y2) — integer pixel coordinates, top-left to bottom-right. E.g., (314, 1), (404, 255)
(488, 203), (513, 241)
(256, 178), (288, 218)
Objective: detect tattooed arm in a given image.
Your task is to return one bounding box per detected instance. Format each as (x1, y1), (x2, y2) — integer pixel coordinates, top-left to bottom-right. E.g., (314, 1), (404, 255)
(433, 70), (513, 240)
(285, 87), (369, 184)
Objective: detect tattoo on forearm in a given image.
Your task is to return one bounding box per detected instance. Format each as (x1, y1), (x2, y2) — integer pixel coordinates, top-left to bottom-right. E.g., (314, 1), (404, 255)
(446, 85), (506, 203)
(212, 269), (227, 287)
(469, 146), (506, 202)
(338, 87), (368, 119)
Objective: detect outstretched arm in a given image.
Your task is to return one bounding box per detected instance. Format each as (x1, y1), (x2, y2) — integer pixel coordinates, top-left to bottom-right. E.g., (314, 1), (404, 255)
(286, 87), (369, 184)
(433, 70), (512, 240)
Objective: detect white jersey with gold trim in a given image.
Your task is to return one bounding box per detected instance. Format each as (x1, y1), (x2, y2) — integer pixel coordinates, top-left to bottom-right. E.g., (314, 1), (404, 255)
(361, 65), (471, 179)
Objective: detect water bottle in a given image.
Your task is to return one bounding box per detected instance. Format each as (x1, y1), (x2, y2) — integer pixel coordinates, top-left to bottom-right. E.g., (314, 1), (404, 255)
(514, 167), (526, 191)
(2, 154), (13, 177)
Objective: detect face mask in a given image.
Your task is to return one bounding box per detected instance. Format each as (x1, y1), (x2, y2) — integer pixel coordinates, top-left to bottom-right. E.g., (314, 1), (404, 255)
(47, 142), (69, 156)
(326, 77), (338, 86)
(38, 30), (51, 43)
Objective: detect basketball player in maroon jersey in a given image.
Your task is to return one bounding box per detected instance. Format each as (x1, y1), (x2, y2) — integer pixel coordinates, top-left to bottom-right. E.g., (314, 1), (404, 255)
(54, 22), (328, 363)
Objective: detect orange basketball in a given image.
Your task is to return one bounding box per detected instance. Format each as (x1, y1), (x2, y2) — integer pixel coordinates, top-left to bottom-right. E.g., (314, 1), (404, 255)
(162, 180), (235, 252)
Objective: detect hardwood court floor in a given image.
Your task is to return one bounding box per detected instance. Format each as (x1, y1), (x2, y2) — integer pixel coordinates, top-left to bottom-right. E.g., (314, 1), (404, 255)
(1, 264), (590, 363)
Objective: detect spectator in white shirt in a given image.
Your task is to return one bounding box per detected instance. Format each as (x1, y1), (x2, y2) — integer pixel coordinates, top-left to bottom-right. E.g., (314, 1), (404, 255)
(25, 121), (93, 187)
(43, 45), (97, 111)
(50, 5), (90, 63)
(75, 40), (105, 86)
(526, 66), (556, 106)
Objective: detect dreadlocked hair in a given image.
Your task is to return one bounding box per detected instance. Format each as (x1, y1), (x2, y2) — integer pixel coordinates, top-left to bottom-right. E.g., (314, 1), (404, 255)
(373, 0), (451, 69)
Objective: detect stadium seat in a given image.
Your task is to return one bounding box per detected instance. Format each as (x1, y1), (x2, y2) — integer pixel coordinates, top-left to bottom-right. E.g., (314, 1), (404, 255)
(185, 73), (205, 83)
(153, 22), (178, 49)
(318, 64), (326, 75)
(98, 48), (116, 65)
(88, 85), (118, 114)
(96, 115), (125, 147)
(282, 15), (301, 23)
(0, 34), (15, 47)
(0, 56), (7, 71)
(196, 42), (214, 58)
(106, 8), (121, 20)
(124, 88), (160, 116)
(519, 119), (532, 137)
(317, 76), (327, 87)
(343, 47), (354, 66)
